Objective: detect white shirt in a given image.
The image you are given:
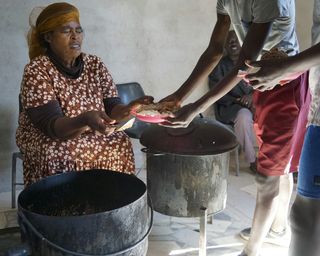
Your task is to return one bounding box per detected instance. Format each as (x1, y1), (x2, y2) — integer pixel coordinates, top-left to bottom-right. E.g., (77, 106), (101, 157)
(216, 0), (299, 57)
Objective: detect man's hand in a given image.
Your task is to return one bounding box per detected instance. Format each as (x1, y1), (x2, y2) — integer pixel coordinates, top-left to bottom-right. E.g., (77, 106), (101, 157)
(242, 59), (292, 91)
(159, 93), (182, 110)
(128, 96), (154, 112)
(111, 96), (154, 121)
(160, 103), (199, 128)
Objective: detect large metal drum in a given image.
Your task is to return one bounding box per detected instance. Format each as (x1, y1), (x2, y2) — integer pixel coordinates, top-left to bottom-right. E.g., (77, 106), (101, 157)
(140, 118), (238, 217)
(18, 170), (152, 256)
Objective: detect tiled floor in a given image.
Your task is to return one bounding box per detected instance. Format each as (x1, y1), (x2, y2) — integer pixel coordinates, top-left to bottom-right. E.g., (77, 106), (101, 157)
(0, 139), (294, 256)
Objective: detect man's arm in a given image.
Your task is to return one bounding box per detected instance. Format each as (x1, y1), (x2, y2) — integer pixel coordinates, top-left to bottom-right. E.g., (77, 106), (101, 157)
(290, 43), (320, 70)
(172, 13), (231, 104)
(209, 61), (239, 105)
(194, 22), (272, 112)
(245, 42), (320, 88)
(164, 22), (272, 127)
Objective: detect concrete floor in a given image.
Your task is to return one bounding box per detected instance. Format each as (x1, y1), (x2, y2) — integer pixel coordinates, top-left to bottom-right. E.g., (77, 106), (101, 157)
(0, 139), (294, 256)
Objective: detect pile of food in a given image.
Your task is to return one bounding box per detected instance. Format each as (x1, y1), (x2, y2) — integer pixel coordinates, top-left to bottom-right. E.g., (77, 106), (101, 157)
(135, 102), (179, 116)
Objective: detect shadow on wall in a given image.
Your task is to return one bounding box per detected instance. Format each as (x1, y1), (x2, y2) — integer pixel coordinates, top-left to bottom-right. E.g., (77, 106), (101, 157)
(0, 106), (20, 193)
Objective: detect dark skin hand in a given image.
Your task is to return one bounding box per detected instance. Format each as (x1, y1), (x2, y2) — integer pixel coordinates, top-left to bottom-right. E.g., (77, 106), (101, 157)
(244, 42), (320, 89)
(53, 95), (154, 140)
(242, 59), (295, 91)
(54, 110), (116, 140)
(110, 96), (154, 121)
(237, 94), (253, 109)
(161, 14), (272, 128)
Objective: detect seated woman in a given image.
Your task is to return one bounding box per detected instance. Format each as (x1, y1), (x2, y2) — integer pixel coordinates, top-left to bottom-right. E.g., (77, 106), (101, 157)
(16, 2), (152, 186)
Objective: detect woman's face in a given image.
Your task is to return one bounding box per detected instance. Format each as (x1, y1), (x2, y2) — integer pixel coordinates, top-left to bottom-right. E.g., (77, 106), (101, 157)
(45, 21), (84, 63)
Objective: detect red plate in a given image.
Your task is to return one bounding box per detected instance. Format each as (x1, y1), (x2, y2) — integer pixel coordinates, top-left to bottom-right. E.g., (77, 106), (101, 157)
(131, 109), (169, 123)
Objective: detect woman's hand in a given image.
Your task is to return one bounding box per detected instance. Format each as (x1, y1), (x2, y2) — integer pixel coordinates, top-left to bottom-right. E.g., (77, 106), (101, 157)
(111, 96), (154, 121)
(160, 103), (199, 128)
(82, 110), (116, 136)
(53, 110), (116, 139)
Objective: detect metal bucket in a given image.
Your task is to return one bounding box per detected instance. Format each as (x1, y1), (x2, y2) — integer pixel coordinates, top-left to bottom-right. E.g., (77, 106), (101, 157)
(140, 118), (237, 217)
(18, 170), (153, 256)
(144, 151), (229, 217)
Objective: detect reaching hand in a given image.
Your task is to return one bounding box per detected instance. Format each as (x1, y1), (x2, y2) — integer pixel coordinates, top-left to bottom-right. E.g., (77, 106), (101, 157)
(82, 110), (116, 136)
(159, 93), (182, 110)
(128, 96), (154, 112)
(112, 96), (154, 121)
(160, 103), (199, 128)
(241, 60), (290, 91)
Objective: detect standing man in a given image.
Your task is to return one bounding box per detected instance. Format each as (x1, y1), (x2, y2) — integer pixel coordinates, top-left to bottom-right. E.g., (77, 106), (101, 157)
(243, 1), (320, 255)
(160, 1), (309, 255)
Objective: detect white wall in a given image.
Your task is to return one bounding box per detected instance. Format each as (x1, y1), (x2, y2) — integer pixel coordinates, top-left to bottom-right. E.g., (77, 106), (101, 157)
(0, 0), (313, 191)
(296, 0), (313, 50)
(0, 0), (216, 191)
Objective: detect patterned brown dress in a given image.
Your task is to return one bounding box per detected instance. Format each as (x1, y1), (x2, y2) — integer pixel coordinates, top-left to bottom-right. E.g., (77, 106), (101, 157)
(16, 54), (135, 186)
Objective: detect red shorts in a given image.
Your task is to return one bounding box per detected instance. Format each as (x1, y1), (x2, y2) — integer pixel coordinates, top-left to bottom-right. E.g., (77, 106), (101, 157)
(253, 72), (310, 176)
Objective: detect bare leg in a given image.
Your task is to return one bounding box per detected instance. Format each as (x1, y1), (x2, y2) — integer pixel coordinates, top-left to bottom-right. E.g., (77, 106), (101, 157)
(241, 174), (281, 256)
(241, 173), (293, 256)
(289, 195), (320, 256)
(270, 173), (293, 232)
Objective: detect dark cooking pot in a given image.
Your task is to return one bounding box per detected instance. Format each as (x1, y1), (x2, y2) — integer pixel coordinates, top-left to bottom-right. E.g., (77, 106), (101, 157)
(140, 118), (238, 217)
(18, 170), (153, 256)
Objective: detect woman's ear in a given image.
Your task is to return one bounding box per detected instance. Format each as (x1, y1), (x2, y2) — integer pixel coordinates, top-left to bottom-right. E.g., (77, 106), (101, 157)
(44, 33), (52, 44)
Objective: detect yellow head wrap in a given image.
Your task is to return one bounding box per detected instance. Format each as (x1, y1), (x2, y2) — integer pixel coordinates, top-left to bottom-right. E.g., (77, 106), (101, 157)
(27, 2), (80, 60)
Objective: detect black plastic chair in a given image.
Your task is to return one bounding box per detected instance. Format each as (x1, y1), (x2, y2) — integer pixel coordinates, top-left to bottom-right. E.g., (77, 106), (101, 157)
(12, 94), (24, 208)
(11, 152), (24, 208)
(116, 82), (151, 139)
